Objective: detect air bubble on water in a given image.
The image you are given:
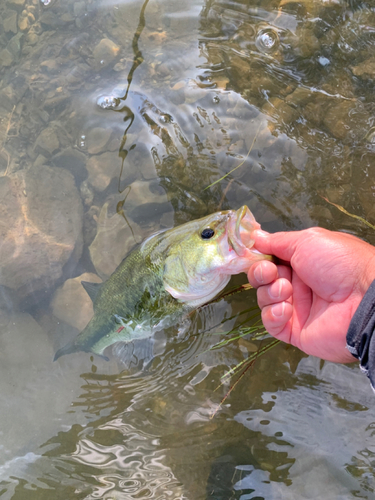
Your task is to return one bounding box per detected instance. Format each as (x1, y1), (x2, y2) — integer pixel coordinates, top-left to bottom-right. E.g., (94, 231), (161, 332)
(255, 28), (279, 53)
(78, 134), (86, 148)
(97, 95), (120, 110)
(159, 114), (172, 124)
(40, 0), (52, 5)
(213, 95), (220, 104)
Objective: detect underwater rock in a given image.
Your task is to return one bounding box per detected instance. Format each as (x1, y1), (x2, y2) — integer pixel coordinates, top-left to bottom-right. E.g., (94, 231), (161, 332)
(18, 10), (29, 31)
(303, 102), (325, 126)
(0, 165), (83, 293)
(6, 32), (23, 61)
(40, 11), (67, 28)
(8, 0), (25, 6)
(351, 58), (375, 81)
(323, 100), (370, 142)
(51, 272), (102, 331)
(89, 203), (142, 277)
(73, 1), (86, 17)
(52, 147), (87, 182)
(0, 310), (116, 467)
(0, 85), (19, 112)
(3, 9), (18, 34)
(80, 180), (94, 207)
(0, 48), (14, 67)
(92, 38), (120, 69)
(86, 126), (112, 155)
(34, 127), (60, 156)
(40, 58), (59, 74)
(25, 31), (38, 45)
(0, 312), (54, 463)
(86, 151), (118, 191)
(184, 79), (209, 104)
(123, 179), (173, 224)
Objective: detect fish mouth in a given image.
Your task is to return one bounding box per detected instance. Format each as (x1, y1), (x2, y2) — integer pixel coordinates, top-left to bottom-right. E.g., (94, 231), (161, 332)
(228, 206), (260, 257)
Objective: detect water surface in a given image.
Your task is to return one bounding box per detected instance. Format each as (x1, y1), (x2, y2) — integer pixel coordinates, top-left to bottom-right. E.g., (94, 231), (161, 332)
(0, 0), (375, 498)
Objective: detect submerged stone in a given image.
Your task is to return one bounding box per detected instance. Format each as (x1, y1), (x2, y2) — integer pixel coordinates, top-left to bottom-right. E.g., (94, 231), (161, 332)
(89, 203), (142, 277)
(3, 10), (18, 34)
(52, 147), (87, 182)
(0, 49), (14, 67)
(92, 38), (120, 69)
(34, 127), (60, 156)
(86, 151), (118, 191)
(323, 101), (370, 141)
(0, 165), (83, 293)
(51, 272), (102, 331)
(351, 58), (375, 80)
(86, 126), (112, 155)
(8, 0), (25, 5)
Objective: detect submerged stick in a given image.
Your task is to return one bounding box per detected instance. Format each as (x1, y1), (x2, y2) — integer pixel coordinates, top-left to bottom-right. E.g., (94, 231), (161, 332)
(204, 122), (262, 190)
(321, 195), (375, 231)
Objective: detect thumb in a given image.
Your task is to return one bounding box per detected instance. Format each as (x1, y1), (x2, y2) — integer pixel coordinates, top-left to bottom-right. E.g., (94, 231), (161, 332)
(253, 229), (307, 263)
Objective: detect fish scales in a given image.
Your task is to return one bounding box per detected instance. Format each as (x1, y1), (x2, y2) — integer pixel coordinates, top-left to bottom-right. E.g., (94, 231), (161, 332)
(54, 206), (272, 360)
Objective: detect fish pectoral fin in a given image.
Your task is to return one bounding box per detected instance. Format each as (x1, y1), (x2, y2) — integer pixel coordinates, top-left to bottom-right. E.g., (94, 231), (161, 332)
(81, 281), (102, 302)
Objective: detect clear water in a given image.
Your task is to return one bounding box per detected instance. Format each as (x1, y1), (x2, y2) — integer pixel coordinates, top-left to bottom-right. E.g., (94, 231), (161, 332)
(1, 0), (375, 498)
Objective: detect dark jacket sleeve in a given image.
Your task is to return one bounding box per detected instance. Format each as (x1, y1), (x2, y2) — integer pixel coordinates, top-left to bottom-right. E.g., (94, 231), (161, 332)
(346, 280), (375, 391)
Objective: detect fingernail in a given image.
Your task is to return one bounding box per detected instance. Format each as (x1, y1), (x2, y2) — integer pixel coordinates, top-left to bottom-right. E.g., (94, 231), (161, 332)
(269, 280), (282, 299)
(271, 302), (285, 317)
(254, 265), (263, 283)
(254, 229), (268, 239)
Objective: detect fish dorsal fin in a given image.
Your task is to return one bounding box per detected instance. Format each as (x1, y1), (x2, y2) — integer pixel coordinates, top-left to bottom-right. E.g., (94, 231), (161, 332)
(81, 281), (101, 302)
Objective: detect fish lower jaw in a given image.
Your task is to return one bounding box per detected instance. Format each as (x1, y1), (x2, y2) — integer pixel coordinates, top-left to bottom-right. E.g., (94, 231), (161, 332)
(165, 274), (231, 308)
(221, 250), (272, 275)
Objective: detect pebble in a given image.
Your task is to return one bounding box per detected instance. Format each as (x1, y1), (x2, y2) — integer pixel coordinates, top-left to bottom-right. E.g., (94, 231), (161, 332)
(0, 310), (116, 467)
(351, 57), (375, 80)
(89, 203), (143, 277)
(124, 179), (174, 225)
(3, 10), (18, 34)
(86, 126), (112, 155)
(52, 147), (87, 182)
(7, 32), (23, 60)
(92, 38), (120, 69)
(0, 165), (83, 295)
(40, 11), (66, 28)
(26, 32), (38, 45)
(323, 101), (369, 141)
(80, 180), (94, 206)
(33, 127), (60, 156)
(18, 10), (29, 31)
(86, 151), (119, 191)
(73, 1), (86, 17)
(184, 80), (208, 104)
(51, 272), (102, 331)
(40, 59), (58, 73)
(0, 49), (14, 68)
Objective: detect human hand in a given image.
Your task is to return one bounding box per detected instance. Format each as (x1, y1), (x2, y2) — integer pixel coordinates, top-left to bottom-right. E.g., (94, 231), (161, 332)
(247, 228), (375, 363)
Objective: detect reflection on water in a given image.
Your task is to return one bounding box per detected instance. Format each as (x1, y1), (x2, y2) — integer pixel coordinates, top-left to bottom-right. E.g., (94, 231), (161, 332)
(1, 0), (375, 498)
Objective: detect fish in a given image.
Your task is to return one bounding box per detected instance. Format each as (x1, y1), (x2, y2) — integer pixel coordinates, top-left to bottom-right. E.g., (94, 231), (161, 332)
(54, 206), (272, 361)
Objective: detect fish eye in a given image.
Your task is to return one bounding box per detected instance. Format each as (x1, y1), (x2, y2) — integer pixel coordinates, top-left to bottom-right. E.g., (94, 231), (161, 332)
(201, 228), (215, 239)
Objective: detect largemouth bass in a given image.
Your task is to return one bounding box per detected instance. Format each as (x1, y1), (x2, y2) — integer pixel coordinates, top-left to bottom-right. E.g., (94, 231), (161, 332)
(54, 206), (272, 360)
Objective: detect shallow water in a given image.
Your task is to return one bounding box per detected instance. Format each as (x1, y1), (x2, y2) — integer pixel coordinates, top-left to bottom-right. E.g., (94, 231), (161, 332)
(1, 0), (375, 498)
